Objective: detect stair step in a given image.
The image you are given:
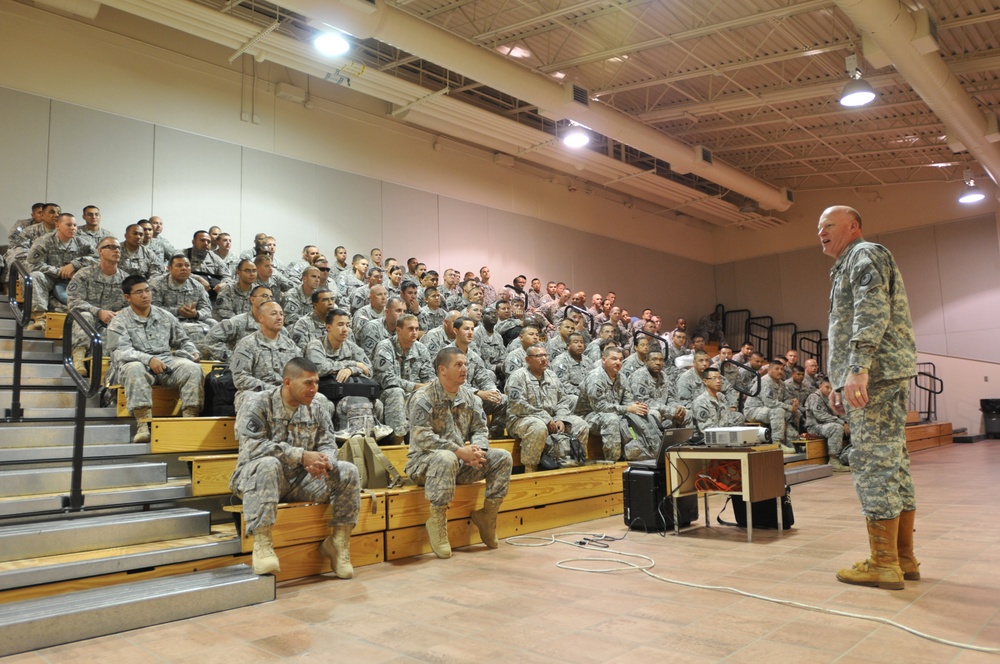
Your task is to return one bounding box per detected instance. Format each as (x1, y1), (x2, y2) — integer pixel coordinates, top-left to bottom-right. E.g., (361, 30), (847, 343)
(786, 464), (834, 485)
(0, 339), (57, 353)
(0, 362), (66, 378)
(0, 565), (274, 657)
(0, 462), (167, 498)
(0, 390), (103, 408)
(0, 508), (210, 562)
(0, 423), (131, 447)
(0, 350), (62, 362)
(0, 528), (242, 592)
(0, 375), (75, 387)
(18, 406), (119, 419)
(0, 480), (192, 518)
(0, 442), (149, 464)
(0, 320), (50, 338)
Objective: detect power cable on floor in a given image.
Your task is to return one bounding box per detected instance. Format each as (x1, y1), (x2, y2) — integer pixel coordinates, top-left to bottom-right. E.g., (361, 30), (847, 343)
(505, 531), (999, 655)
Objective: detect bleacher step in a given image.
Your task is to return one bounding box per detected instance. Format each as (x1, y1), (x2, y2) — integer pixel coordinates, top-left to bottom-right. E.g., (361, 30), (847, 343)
(0, 462), (168, 498)
(0, 480), (193, 518)
(0, 441), (149, 464)
(0, 350), (63, 363)
(0, 389), (102, 409)
(0, 319), (50, 338)
(0, 339), (58, 353)
(0, 423), (131, 447)
(0, 529), (243, 592)
(17, 406), (119, 420)
(0, 565), (274, 657)
(0, 375), (75, 387)
(0, 508), (210, 562)
(786, 464), (834, 485)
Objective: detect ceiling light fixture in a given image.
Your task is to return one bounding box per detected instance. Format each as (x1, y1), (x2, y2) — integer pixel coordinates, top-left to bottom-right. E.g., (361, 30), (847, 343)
(313, 32), (350, 57)
(496, 44), (532, 58)
(840, 54), (876, 107)
(562, 123), (589, 148)
(958, 168), (986, 204)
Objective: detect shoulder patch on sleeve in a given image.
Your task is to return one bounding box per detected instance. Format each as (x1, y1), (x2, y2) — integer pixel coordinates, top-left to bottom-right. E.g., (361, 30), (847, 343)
(245, 411), (265, 434)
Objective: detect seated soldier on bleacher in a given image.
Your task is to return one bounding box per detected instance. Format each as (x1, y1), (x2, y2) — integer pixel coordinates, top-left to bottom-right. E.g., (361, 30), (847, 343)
(471, 308), (507, 381)
(202, 285), (274, 362)
(280, 266), (322, 327)
(620, 335), (650, 382)
(691, 366), (746, 436)
(231, 357), (360, 578)
(574, 345), (648, 461)
(804, 378), (851, 472)
(253, 253), (293, 304)
(675, 351), (712, 410)
(150, 255), (216, 351)
(231, 301), (301, 412)
(357, 297), (406, 360)
(119, 223), (165, 279)
(66, 236), (129, 376)
(505, 343), (588, 473)
(784, 364), (812, 433)
(744, 358), (798, 453)
(349, 266), (384, 314)
(106, 275), (204, 443)
(26, 213), (97, 329)
(626, 348), (688, 429)
(373, 313), (433, 445)
(352, 284), (387, 338)
(502, 323), (540, 376)
(304, 308), (371, 383)
(405, 347), (513, 559)
(213, 259), (257, 321)
(550, 332), (588, 406)
(183, 230), (230, 299)
(289, 288), (338, 351)
(584, 323), (615, 365)
(421, 311), (460, 358)
(450, 316), (506, 438)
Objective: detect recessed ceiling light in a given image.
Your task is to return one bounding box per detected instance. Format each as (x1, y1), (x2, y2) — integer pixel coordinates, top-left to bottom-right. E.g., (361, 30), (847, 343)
(551, 72), (566, 80)
(496, 45), (532, 58)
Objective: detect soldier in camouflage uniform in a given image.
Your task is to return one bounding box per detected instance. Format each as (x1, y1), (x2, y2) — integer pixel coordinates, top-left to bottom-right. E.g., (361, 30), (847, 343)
(2, 203), (45, 284)
(231, 357), (360, 577)
(213, 232), (239, 277)
(451, 317), (506, 437)
(471, 308), (507, 379)
(304, 309), (372, 381)
(494, 300), (522, 339)
(627, 348), (689, 429)
(545, 318), (577, 361)
(744, 359), (798, 452)
(675, 351), (712, 410)
(337, 254), (368, 304)
(585, 323), (616, 365)
(820, 205), (918, 590)
(505, 344), (588, 472)
(421, 311), (460, 358)
(290, 288), (338, 350)
(502, 323), (540, 376)
(691, 367), (745, 435)
(77, 206), (115, 250)
(283, 267), (323, 327)
(66, 237), (128, 375)
(550, 333), (588, 405)
(804, 378), (850, 472)
(575, 346), (648, 461)
(417, 286), (446, 332)
(183, 230), (231, 298)
(119, 224), (165, 279)
(254, 254), (293, 303)
(784, 364), (812, 433)
(202, 286), (274, 362)
(803, 357), (821, 392)
(7, 204), (59, 283)
(406, 346), (513, 558)
(150, 256), (216, 351)
(147, 216), (177, 263)
(106, 275), (203, 443)
(349, 266), (384, 314)
(26, 213), (96, 325)
(231, 301), (301, 412)
(620, 336), (650, 382)
(358, 297), (406, 360)
(214, 259), (257, 321)
(352, 284), (387, 338)
(373, 314), (433, 443)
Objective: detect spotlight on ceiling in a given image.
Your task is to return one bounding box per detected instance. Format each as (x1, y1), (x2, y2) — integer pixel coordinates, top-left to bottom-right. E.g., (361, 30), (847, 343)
(562, 124), (589, 148)
(840, 54), (876, 107)
(958, 168), (986, 204)
(314, 32), (350, 57)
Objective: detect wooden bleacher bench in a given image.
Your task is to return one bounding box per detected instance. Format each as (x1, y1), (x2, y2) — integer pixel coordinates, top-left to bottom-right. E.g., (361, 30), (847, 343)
(44, 312), (65, 340)
(785, 436), (829, 468)
(111, 361), (225, 417)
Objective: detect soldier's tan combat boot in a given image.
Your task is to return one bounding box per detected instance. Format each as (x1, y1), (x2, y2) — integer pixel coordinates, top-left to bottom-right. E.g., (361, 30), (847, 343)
(132, 407), (152, 444)
(470, 498), (502, 549)
(426, 505), (452, 559)
(252, 524), (280, 575)
(71, 347), (88, 377)
(836, 517), (905, 590)
(25, 311), (46, 331)
(181, 406), (200, 418)
(897, 509), (920, 581)
(320, 524), (354, 579)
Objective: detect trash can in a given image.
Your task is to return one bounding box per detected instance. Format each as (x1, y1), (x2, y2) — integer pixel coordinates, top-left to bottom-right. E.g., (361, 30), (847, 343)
(980, 399), (1000, 438)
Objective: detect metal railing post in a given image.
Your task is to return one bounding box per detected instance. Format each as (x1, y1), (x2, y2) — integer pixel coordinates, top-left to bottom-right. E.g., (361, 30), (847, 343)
(5, 260), (34, 422)
(62, 310), (104, 512)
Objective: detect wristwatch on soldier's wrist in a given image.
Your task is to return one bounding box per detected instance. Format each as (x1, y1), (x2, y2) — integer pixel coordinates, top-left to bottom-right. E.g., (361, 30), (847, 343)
(850, 365), (868, 375)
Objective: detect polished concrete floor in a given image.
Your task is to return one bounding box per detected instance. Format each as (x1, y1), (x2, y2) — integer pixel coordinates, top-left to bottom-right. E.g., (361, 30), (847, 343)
(4, 442), (998, 663)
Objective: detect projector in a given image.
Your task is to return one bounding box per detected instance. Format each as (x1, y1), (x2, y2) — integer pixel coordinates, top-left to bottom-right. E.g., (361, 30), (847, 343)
(703, 426), (770, 447)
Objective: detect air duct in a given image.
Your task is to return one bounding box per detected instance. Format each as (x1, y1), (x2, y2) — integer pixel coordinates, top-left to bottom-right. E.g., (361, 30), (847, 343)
(274, 0), (793, 211)
(835, 0), (1000, 186)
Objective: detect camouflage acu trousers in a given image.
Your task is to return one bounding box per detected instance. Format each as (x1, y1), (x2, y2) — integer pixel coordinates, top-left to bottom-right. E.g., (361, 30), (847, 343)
(119, 357), (204, 414)
(30, 272), (68, 312)
(808, 421), (845, 456)
(584, 412), (623, 461)
(234, 456), (360, 535)
(746, 406), (790, 444)
(507, 415), (588, 466)
(380, 387), (412, 437)
(408, 448), (512, 506)
(846, 378), (916, 520)
(71, 312), (106, 354)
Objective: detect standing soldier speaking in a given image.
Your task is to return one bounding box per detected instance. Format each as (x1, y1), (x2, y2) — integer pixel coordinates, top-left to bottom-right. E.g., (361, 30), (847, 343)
(819, 205), (918, 591)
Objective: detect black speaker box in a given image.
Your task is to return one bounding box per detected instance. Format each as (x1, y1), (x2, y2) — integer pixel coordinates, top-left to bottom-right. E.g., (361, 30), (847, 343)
(622, 466), (698, 532)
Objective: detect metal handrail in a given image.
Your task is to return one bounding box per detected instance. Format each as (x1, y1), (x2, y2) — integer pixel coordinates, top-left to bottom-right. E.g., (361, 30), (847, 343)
(747, 315), (773, 358)
(563, 304), (595, 336)
(5, 259), (33, 421)
(721, 358), (762, 398)
(62, 309), (104, 512)
(795, 330), (826, 372)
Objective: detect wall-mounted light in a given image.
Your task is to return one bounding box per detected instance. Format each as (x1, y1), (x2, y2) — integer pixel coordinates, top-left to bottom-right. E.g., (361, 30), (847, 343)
(958, 168), (986, 204)
(840, 54), (876, 107)
(314, 32), (350, 57)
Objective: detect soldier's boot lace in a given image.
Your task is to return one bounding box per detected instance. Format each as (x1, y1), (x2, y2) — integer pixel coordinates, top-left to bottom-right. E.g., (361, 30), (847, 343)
(252, 524), (281, 575)
(425, 505), (452, 559)
(321, 524), (354, 579)
(132, 407), (152, 444)
(897, 509), (920, 581)
(836, 517), (905, 590)
(471, 498), (502, 549)
(71, 346), (88, 377)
